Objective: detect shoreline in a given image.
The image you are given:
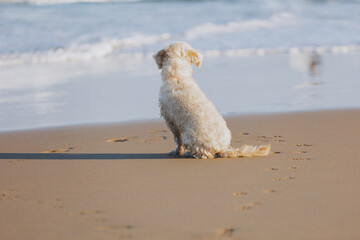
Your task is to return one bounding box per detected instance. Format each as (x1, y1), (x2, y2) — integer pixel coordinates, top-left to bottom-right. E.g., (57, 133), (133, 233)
(1, 109), (360, 239)
(1, 106), (359, 134)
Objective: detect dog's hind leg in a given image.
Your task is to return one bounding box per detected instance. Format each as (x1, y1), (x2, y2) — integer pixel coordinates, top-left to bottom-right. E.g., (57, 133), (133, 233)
(172, 128), (185, 156)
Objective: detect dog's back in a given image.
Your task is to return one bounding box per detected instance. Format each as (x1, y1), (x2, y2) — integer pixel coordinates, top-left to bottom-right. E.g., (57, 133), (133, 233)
(159, 73), (232, 153)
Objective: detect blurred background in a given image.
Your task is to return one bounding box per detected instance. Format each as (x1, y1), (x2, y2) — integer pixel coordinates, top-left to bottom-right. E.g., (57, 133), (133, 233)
(0, 0), (360, 131)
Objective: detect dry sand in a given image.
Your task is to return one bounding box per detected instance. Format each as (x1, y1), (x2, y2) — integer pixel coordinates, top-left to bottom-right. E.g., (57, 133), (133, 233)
(0, 109), (359, 240)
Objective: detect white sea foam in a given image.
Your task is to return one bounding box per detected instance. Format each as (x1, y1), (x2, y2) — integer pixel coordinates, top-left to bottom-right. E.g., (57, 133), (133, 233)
(2, 44), (359, 67)
(0, 9), (359, 67)
(184, 12), (294, 39)
(0, 33), (171, 66)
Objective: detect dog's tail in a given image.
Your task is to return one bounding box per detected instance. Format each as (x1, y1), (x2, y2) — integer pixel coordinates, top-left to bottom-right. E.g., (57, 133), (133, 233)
(219, 144), (271, 158)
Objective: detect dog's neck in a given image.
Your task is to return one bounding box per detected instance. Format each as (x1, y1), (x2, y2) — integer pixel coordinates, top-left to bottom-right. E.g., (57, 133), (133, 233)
(161, 58), (193, 84)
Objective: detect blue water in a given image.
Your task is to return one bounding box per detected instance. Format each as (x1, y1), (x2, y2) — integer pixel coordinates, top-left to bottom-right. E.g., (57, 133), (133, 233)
(1, 0), (360, 64)
(0, 0), (360, 131)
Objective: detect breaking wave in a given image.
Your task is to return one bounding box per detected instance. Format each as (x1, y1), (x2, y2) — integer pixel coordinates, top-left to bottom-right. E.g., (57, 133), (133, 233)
(184, 12), (294, 39)
(0, 33), (171, 66)
(1, 11), (360, 67)
(0, 14), (296, 66)
(1, 44), (359, 67)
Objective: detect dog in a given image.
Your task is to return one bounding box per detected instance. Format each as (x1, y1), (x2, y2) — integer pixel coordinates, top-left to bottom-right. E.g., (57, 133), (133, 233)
(154, 42), (271, 159)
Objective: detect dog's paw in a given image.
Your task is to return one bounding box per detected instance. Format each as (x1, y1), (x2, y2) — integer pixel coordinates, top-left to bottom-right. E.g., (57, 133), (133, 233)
(180, 151), (193, 158)
(169, 150), (178, 156)
(169, 146), (186, 157)
(169, 150), (193, 158)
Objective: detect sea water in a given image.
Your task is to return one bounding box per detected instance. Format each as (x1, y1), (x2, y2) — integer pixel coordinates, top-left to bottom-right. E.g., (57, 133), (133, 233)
(0, 0), (360, 131)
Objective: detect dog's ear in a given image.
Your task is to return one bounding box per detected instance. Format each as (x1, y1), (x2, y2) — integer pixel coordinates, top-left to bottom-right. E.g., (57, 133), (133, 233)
(154, 49), (167, 69)
(188, 48), (203, 67)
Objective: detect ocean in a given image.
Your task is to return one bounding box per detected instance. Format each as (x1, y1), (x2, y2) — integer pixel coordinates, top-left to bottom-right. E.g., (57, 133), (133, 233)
(0, 0), (360, 131)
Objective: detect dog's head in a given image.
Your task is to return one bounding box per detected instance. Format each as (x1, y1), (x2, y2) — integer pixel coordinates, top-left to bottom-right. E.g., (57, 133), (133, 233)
(154, 42), (203, 69)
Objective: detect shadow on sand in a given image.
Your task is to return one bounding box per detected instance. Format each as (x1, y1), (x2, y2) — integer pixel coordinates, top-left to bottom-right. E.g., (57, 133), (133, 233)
(0, 153), (172, 160)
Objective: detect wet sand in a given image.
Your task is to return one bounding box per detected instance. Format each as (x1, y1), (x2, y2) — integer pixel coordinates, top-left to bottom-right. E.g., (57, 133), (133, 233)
(0, 109), (359, 240)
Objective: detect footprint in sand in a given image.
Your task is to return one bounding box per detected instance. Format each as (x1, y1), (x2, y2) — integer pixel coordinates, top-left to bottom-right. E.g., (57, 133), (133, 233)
(236, 206), (251, 211)
(106, 137), (136, 143)
(264, 189), (276, 193)
(70, 209), (103, 216)
(41, 147), (73, 153)
(148, 129), (169, 134)
(296, 143), (312, 147)
(233, 191), (247, 196)
(297, 151), (308, 154)
(138, 136), (167, 142)
(1, 190), (25, 201)
(235, 201), (262, 211)
(248, 201), (262, 206)
(292, 157), (311, 161)
(255, 136), (268, 142)
(266, 167), (278, 171)
(255, 135), (285, 143)
(236, 132), (250, 136)
(1, 191), (10, 200)
(273, 176), (295, 181)
(106, 135), (167, 143)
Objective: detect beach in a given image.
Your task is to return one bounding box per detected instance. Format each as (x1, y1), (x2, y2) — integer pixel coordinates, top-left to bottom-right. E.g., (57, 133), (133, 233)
(1, 0), (360, 239)
(1, 109), (359, 240)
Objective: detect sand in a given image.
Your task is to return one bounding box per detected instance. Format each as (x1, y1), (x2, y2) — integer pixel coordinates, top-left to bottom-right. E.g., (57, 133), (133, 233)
(0, 109), (359, 240)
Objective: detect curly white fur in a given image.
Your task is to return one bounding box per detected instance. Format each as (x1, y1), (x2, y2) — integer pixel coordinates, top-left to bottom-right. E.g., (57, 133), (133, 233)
(154, 42), (271, 159)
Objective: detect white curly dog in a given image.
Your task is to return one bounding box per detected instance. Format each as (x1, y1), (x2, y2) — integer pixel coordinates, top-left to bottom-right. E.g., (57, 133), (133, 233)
(154, 42), (271, 159)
